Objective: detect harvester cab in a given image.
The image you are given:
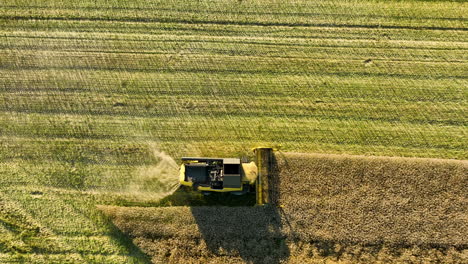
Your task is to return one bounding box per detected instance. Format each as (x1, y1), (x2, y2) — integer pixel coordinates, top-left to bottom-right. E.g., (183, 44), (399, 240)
(179, 147), (273, 204)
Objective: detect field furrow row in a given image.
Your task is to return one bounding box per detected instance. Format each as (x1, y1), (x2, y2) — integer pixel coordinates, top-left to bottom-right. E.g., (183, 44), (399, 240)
(2, 20), (467, 43)
(1, 2), (466, 31)
(2, 51), (467, 78)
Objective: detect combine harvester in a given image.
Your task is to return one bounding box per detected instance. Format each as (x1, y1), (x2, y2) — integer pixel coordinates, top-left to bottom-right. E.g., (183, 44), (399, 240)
(179, 147), (273, 205)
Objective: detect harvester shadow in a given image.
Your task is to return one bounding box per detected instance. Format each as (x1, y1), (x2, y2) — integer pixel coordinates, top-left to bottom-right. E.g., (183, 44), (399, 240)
(191, 154), (289, 264)
(102, 213), (152, 263)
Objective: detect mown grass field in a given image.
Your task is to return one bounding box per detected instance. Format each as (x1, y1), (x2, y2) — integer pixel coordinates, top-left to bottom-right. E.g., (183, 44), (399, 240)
(1, 0), (467, 263)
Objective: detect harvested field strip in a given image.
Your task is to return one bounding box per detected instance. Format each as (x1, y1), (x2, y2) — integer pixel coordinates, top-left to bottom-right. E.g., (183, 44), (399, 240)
(3, 32), (467, 49)
(0, 0), (466, 30)
(1, 114), (465, 157)
(1, 94), (466, 125)
(2, 50), (467, 77)
(2, 24), (467, 43)
(0, 253), (134, 263)
(1, 70), (465, 100)
(0, 187), (148, 263)
(3, 34), (467, 59)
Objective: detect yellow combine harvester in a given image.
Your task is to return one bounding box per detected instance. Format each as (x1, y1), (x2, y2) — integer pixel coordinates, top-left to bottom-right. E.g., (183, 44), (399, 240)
(179, 147), (272, 204)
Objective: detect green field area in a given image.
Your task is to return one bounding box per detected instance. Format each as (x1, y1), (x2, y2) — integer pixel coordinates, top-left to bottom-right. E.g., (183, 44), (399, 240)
(1, 0), (467, 263)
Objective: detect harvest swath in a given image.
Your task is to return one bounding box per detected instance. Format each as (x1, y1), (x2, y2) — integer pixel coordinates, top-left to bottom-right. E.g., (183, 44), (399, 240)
(0, 0), (467, 263)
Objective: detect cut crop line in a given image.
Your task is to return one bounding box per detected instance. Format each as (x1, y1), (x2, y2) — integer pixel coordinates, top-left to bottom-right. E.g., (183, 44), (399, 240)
(2, 110), (464, 127)
(3, 31), (468, 48)
(1, 87), (464, 102)
(2, 15), (467, 32)
(3, 44), (468, 59)
(4, 185), (136, 199)
(1, 65), (466, 80)
(3, 47), (466, 63)
(4, 110), (466, 130)
(0, 252), (132, 258)
(2, 5), (467, 23)
(2, 133), (464, 152)
(2, 23), (467, 43)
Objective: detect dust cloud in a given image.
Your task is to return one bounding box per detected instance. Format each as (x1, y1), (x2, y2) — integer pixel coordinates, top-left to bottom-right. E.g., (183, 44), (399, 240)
(125, 144), (180, 201)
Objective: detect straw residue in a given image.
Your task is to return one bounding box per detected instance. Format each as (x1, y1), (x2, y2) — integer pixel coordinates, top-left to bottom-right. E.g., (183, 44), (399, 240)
(241, 162), (258, 184)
